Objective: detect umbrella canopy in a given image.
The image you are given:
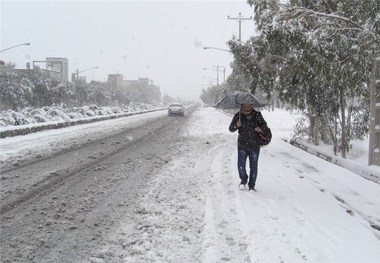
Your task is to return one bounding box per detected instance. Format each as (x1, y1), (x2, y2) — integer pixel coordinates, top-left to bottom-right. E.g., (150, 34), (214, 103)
(215, 94), (238, 109)
(235, 92), (267, 108)
(215, 92), (267, 109)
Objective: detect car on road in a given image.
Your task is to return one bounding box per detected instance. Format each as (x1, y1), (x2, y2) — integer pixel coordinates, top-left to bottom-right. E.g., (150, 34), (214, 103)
(168, 103), (185, 117)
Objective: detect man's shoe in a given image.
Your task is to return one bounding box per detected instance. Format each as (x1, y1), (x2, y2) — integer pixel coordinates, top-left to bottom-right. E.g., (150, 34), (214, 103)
(239, 183), (246, 190)
(240, 180), (247, 185)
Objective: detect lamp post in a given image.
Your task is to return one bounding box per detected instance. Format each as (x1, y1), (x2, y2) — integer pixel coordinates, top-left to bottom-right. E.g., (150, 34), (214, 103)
(75, 66), (98, 80)
(0, 42), (31, 54)
(203, 46), (232, 53)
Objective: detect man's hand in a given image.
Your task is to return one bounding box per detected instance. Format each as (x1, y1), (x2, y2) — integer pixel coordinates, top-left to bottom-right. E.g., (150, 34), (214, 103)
(236, 120), (242, 128)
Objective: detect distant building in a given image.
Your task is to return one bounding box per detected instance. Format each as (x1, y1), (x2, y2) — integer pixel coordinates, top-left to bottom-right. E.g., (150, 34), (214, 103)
(46, 57), (68, 82)
(107, 74), (161, 104)
(77, 76), (86, 82)
(71, 73), (77, 82)
(122, 77), (151, 89)
(72, 72), (90, 83)
(124, 77), (161, 104)
(108, 74), (123, 89)
(0, 58), (68, 82)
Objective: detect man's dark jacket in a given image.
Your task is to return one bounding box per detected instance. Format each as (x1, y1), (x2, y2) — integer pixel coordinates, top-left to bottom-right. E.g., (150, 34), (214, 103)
(229, 109), (267, 150)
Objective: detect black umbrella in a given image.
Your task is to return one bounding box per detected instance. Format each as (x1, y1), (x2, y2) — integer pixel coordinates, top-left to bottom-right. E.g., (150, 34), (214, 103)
(215, 94), (238, 109)
(235, 92), (267, 108)
(215, 92), (267, 109)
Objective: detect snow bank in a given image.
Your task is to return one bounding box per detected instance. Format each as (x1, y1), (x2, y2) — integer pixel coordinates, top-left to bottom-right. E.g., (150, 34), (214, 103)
(0, 104), (166, 138)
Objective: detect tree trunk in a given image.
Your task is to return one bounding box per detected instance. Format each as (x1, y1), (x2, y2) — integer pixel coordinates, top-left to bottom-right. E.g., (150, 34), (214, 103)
(322, 114), (338, 155)
(308, 107), (319, 145)
(314, 115), (320, 145)
(340, 86), (347, 159)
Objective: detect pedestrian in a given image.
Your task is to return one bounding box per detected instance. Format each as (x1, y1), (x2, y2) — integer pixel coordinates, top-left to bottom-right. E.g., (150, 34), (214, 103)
(229, 102), (267, 191)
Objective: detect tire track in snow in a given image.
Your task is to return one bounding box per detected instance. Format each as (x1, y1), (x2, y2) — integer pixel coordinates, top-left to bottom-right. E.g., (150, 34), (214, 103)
(89, 136), (211, 263)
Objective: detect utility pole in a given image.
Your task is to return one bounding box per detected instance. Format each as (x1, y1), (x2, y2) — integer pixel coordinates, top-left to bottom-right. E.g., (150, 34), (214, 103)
(203, 65), (225, 85)
(212, 65), (226, 84)
(369, 52), (380, 166)
(215, 65), (219, 85)
(228, 12), (252, 41)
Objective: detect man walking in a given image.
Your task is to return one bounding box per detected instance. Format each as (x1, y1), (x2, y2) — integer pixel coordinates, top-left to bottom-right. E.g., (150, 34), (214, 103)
(229, 102), (267, 191)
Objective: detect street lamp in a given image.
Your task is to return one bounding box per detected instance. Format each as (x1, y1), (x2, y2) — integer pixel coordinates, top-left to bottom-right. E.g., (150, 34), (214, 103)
(76, 66), (98, 80)
(203, 46), (232, 53)
(0, 42), (31, 53)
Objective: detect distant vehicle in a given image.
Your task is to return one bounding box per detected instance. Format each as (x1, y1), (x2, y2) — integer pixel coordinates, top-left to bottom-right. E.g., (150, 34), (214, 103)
(168, 103), (185, 117)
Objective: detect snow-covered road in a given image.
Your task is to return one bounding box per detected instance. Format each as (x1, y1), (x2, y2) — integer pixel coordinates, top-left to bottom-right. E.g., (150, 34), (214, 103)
(1, 107), (380, 262)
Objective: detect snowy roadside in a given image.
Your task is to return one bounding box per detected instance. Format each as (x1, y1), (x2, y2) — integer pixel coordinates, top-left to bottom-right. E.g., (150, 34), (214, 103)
(89, 107), (380, 263)
(0, 110), (168, 170)
(290, 139), (380, 183)
(0, 105), (166, 138)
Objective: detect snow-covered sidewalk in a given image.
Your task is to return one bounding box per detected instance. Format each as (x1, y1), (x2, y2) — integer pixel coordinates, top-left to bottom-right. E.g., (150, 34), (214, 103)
(90, 107), (380, 262)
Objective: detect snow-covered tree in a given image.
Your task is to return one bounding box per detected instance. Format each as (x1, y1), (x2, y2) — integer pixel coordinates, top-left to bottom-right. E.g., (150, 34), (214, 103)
(0, 70), (32, 111)
(229, 0), (379, 158)
(200, 84), (226, 106)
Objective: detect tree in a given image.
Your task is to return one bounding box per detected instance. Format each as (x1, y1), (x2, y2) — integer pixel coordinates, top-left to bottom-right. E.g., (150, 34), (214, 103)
(0, 70), (32, 111)
(235, 0), (379, 158)
(200, 84), (226, 106)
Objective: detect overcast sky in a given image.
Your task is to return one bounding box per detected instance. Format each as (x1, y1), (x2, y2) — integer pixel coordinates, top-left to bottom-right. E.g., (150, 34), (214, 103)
(1, 0), (256, 101)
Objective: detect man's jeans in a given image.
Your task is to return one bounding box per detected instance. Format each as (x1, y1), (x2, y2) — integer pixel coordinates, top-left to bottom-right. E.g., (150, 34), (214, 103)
(237, 147), (260, 188)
